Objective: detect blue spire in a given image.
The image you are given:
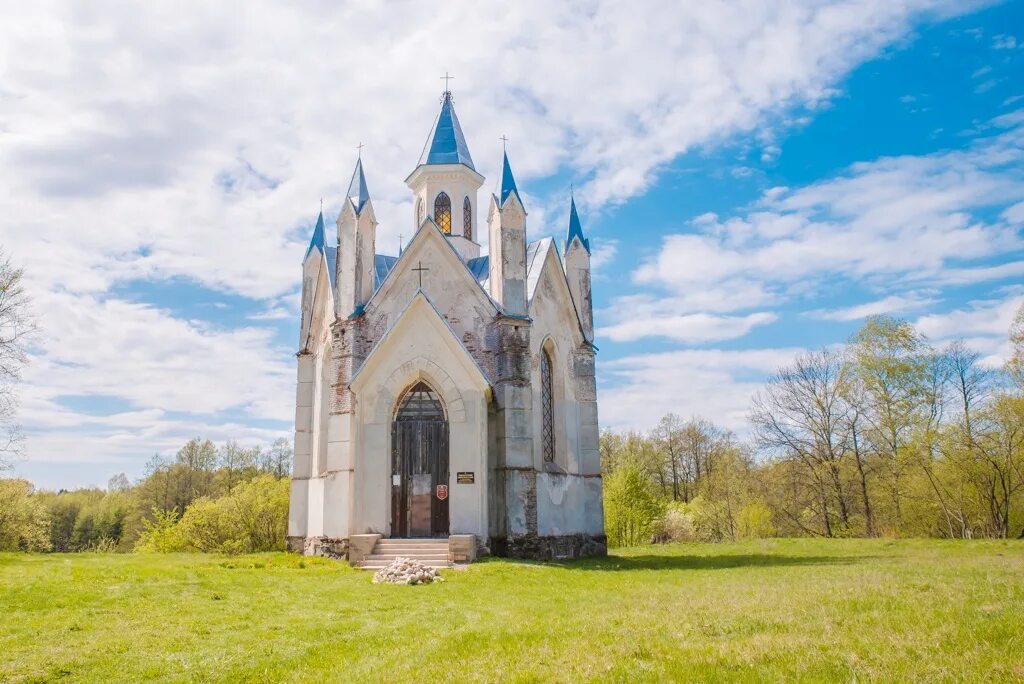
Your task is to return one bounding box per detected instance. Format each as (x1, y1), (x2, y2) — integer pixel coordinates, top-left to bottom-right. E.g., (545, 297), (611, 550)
(500, 151), (522, 206)
(567, 195), (590, 254)
(418, 91), (475, 170)
(304, 211), (326, 260)
(347, 157), (370, 213)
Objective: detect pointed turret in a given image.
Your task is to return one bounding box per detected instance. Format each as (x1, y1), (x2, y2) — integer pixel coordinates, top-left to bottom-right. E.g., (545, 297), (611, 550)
(566, 196), (590, 253)
(304, 211), (327, 261)
(406, 89), (485, 260)
(499, 151), (522, 206)
(488, 151), (528, 315)
(564, 194), (593, 341)
(346, 157), (370, 214)
(337, 157), (377, 316)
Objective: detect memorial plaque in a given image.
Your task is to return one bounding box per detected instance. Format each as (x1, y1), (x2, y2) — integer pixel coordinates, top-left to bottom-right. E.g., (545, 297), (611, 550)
(457, 471), (475, 484)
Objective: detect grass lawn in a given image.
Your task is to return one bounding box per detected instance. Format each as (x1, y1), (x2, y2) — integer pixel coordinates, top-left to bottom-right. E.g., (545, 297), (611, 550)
(2, 539), (1023, 682)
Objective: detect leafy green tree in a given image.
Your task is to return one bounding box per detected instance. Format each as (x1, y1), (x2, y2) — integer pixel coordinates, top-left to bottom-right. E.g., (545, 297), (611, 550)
(0, 479), (50, 551)
(603, 460), (665, 547)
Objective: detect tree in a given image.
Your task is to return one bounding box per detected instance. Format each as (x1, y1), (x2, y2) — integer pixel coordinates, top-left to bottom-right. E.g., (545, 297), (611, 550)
(652, 413), (685, 501)
(0, 479), (50, 551)
(849, 316), (932, 533)
(1008, 302), (1024, 389)
(0, 250), (36, 467)
(751, 348), (853, 536)
(603, 460), (665, 547)
(263, 437), (293, 479)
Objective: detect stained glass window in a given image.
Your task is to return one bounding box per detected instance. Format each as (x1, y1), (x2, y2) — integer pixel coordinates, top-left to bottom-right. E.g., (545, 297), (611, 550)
(434, 192), (452, 234)
(541, 349), (555, 463)
(463, 196), (473, 240)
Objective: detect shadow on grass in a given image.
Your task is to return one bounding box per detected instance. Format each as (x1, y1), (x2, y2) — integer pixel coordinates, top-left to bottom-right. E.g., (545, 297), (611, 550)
(559, 553), (858, 571)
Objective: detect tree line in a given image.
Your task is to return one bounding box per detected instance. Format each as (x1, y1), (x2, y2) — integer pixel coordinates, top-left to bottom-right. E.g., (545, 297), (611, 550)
(0, 437), (293, 553)
(602, 312), (1024, 547)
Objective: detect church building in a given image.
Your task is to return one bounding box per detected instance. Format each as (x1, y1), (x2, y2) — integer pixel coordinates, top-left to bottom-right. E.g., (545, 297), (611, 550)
(287, 88), (605, 561)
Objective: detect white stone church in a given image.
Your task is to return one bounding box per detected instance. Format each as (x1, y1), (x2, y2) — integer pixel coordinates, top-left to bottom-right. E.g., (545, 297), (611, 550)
(287, 88), (605, 561)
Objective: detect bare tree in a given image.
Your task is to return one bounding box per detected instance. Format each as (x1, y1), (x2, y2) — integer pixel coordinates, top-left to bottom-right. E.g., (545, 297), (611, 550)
(751, 348), (852, 536)
(0, 250), (36, 467)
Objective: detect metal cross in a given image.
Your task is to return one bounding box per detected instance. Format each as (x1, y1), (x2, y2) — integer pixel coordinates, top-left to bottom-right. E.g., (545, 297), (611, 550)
(412, 260), (429, 288)
(398, 233), (404, 255)
(440, 72), (454, 92)
(500, 135), (509, 151)
(356, 142), (364, 158)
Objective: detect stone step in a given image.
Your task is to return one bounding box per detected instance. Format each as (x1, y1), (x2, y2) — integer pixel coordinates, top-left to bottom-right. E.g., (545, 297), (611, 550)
(375, 540), (448, 546)
(372, 545), (447, 552)
(365, 553), (449, 561)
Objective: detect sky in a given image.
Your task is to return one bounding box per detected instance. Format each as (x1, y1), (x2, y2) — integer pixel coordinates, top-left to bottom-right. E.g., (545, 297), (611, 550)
(1, 0), (1023, 490)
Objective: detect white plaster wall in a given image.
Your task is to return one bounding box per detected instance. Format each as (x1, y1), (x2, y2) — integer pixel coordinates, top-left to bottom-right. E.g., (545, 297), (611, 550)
(350, 295), (491, 539)
(536, 473), (603, 536)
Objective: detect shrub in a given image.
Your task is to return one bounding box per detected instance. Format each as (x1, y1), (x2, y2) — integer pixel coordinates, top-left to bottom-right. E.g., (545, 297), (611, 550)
(652, 501), (697, 543)
(135, 508), (185, 553)
(0, 479), (52, 551)
(737, 502), (775, 539)
(604, 461), (665, 548)
(136, 475), (289, 554)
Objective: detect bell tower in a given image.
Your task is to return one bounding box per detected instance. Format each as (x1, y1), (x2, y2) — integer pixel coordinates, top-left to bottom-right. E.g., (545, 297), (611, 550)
(405, 87), (484, 261)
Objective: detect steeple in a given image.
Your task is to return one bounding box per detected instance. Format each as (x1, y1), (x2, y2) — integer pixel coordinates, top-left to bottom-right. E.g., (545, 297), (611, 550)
(337, 157), (378, 317)
(499, 151), (522, 206)
(563, 194), (593, 341)
(346, 157), (370, 214)
(566, 195), (590, 253)
(418, 91), (476, 170)
(406, 85), (485, 261)
(304, 211), (326, 260)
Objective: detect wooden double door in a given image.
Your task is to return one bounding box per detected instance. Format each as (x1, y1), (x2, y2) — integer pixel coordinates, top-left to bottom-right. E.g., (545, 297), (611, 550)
(391, 383), (449, 538)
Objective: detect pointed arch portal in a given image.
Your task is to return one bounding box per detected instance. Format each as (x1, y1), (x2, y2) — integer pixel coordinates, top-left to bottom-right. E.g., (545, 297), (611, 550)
(391, 382), (450, 537)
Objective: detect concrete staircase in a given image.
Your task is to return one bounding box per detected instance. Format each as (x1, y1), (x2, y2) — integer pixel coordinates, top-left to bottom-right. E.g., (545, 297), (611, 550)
(358, 538), (451, 570)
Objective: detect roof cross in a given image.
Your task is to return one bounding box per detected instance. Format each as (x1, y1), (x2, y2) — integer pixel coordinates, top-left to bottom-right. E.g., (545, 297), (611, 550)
(412, 260), (430, 289)
(440, 72), (454, 92)
(500, 135), (509, 151)
(356, 141), (364, 158)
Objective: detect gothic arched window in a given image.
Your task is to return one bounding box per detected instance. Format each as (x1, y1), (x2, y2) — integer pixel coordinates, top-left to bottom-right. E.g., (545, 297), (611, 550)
(540, 348), (555, 463)
(434, 192), (452, 234)
(463, 196), (473, 240)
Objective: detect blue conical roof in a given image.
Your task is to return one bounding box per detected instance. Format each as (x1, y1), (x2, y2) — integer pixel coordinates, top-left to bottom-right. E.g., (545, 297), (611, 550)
(347, 158), (370, 213)
(304, 211), (326, 260)
(418, 92), (475, 170)
(567, 196), (590, 254)
(500, 151), (522, 206)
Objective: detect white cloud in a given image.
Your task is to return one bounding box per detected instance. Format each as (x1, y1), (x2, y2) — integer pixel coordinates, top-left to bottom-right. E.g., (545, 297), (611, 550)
(600, 348), (802, 433)
(808, 292), (939, 321)
(634, 120), (1024, 307)
(600, 308), (777, 344)
(913, 292), (1023, 367)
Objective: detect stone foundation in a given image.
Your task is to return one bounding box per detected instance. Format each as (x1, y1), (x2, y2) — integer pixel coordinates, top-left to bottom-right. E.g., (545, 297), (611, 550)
(287, 535), (350, 559)
(492, 533), (607, 560)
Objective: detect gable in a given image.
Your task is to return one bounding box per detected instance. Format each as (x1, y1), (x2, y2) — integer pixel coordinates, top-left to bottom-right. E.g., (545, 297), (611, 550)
(366, 219), (498, 316)
(528, 239), (586, 343)
(351, 291), (490, 395)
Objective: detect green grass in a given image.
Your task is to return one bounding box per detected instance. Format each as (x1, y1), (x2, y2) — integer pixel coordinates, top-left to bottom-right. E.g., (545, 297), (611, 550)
(2, 540), (1023, 682)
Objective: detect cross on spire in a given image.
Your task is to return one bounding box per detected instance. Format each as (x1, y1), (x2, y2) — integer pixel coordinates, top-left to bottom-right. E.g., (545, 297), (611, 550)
(440, 71), (454, 93)
(500, 135), (509, 151)
(356, 141), (364, 158)
(412, 260), (430, 288)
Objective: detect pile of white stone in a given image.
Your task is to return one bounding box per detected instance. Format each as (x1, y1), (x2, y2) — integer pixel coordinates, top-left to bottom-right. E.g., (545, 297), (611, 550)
(371, 557), (445, 585)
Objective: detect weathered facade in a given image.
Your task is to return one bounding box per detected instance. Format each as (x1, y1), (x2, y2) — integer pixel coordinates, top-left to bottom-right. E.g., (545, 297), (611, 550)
(287, 89), (605, 560)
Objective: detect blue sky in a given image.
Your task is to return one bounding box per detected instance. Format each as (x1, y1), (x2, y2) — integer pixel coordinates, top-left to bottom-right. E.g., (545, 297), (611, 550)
(2, 0), (1023, 489)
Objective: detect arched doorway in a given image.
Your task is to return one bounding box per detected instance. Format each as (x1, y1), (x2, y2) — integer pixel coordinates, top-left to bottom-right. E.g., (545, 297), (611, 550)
(391, 382), (449, 537)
